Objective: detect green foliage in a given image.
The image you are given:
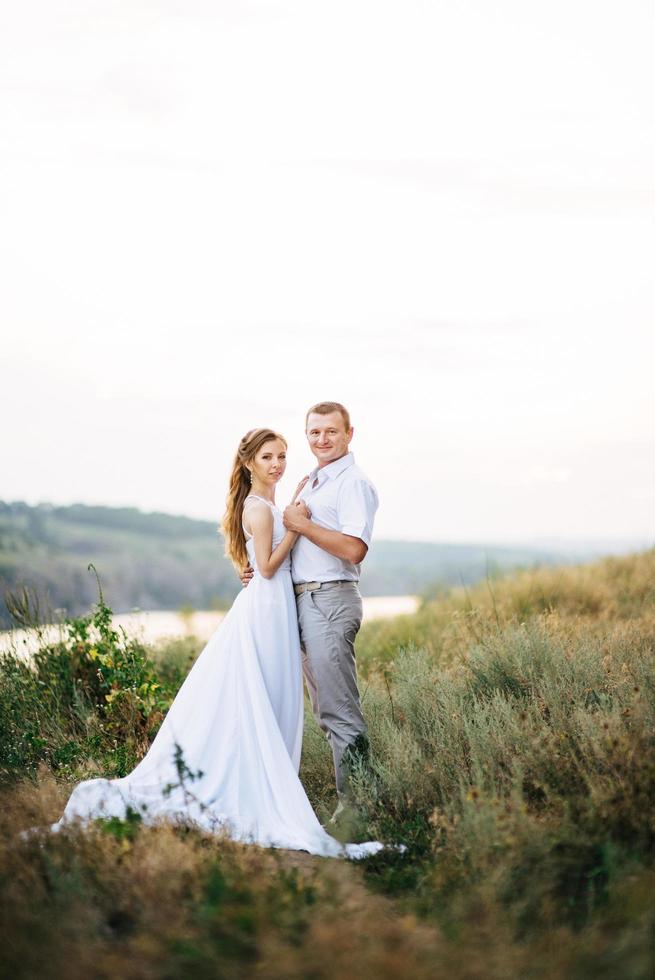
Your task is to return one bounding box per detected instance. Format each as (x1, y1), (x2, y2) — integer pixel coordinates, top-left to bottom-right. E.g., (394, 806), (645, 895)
(0, 569), (183, 782)
(356, 546), (655, 671)
(348, 616), (655, 942)
(149, 633), (203, 688)
(2, 550), (655, 977)
(63, 571), (170, 722)
(96, 806), (143, 842)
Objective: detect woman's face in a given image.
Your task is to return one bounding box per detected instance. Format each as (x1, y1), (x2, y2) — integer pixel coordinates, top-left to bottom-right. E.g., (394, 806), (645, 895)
(250, 438), (287, 487)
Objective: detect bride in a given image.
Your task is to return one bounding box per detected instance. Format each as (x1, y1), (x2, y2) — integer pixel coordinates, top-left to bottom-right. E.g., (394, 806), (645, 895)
(52, 428), (383, 859)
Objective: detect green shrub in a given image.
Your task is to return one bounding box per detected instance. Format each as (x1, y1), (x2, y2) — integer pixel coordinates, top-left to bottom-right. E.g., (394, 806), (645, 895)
(2, 551), (655, 976)
(0, 580), (177, 782)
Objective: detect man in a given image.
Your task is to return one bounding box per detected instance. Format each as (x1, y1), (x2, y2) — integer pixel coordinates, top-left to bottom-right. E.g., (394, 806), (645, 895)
(282, 401), (378, 822)
(241, 401), (378, 824)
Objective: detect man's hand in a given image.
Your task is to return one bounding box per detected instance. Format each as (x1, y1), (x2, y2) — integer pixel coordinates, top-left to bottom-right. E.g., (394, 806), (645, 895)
(240, 563), (254, 588)
(283, 499), (311, 533)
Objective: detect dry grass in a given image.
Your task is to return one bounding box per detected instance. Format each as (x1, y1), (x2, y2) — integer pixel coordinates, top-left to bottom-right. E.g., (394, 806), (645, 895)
(2, 549), (655, 977)
(356, 547), (655, 670)
(3, 778), (654, 980)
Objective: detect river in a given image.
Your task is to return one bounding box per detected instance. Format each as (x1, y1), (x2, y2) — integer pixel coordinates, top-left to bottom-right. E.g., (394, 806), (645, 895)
(0, 595), (419, 658)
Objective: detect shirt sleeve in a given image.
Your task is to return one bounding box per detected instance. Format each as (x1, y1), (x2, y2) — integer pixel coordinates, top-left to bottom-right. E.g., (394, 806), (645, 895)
(337, 477), (379, 547)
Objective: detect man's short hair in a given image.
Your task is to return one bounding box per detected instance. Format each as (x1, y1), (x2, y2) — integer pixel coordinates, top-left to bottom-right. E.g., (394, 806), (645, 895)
(305, 401), (351, 431)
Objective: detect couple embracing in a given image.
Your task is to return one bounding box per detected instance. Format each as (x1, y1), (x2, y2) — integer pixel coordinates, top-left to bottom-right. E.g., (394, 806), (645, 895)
(54, 402), (383, 858)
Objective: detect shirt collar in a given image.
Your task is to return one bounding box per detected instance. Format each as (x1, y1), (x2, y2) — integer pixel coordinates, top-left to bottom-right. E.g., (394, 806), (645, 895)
(309, 451), (355, 485)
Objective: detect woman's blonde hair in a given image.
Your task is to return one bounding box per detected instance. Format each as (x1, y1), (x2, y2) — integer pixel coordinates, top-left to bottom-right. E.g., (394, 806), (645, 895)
(220, 428), (287, 570)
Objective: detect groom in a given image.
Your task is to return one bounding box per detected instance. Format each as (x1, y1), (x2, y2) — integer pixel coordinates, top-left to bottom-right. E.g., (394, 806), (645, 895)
(283, 401), (378, 816)
(243, 401), (378, 821)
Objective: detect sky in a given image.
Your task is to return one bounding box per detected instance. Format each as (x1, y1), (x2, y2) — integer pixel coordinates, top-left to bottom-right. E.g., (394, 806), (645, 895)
(1, 1), (654, 545)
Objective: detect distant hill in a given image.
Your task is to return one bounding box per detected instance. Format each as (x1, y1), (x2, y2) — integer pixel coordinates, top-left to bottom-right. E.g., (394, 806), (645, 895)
(0, 500), (590, 629)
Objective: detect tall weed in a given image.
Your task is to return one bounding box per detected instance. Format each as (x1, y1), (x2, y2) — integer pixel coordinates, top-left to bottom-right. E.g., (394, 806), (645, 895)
(2, 550), (655, 976)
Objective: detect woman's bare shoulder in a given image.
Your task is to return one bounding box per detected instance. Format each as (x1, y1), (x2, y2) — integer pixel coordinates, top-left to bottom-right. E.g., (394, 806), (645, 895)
(243, 497), (273, 532)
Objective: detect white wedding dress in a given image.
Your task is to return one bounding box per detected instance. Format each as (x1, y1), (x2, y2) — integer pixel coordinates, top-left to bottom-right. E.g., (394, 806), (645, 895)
(52, 497), (383, 859)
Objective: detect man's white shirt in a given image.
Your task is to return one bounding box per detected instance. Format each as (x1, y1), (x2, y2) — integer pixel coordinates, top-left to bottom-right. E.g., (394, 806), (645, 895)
(291, 452), (379, 584)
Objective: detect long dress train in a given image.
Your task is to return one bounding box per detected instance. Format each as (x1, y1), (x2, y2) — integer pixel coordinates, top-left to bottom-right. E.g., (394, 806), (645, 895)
(51, 497), (383, 859)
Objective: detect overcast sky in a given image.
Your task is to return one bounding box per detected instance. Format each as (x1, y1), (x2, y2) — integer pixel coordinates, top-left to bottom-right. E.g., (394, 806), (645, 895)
(1, 1), (654, 545)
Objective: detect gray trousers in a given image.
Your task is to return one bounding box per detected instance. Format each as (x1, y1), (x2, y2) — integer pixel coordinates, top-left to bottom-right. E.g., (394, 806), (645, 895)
(296, 581), (367, 795)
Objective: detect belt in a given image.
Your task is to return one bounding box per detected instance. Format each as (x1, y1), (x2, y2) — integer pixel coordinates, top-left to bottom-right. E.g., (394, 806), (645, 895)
(293, 580), (352, 596)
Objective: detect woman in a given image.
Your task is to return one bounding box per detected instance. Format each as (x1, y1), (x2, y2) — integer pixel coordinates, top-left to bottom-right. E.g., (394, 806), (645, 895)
(52, 428), (383, 859)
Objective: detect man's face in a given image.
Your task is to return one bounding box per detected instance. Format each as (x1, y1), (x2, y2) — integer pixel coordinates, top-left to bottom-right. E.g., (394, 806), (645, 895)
(306, 411), (353, 467)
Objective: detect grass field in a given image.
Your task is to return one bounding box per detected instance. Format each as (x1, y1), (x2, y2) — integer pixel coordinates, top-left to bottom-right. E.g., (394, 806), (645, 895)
(1, 550), (654, 978)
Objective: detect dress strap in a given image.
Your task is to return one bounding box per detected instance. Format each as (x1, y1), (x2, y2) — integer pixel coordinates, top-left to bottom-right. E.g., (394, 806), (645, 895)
(244, 494), (272, 506)
(244, 495), (277, 511)
(242, 495), (274, 540)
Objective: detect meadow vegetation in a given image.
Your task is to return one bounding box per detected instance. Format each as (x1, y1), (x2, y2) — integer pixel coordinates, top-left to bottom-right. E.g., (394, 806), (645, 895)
(1, 551), (654, 978)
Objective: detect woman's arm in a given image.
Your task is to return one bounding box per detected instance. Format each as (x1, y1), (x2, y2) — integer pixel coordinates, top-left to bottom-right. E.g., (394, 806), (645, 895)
(245, 502), (298, 580)
(282, 507), (368, 563)
(291, 475), (309, 502)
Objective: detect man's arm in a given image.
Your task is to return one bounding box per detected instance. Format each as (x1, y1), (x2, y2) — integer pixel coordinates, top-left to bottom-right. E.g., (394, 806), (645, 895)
(282, 505), (368, 564)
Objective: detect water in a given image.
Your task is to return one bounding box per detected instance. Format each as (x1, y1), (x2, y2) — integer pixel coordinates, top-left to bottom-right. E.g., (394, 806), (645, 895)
(0, 595), (419, 658)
